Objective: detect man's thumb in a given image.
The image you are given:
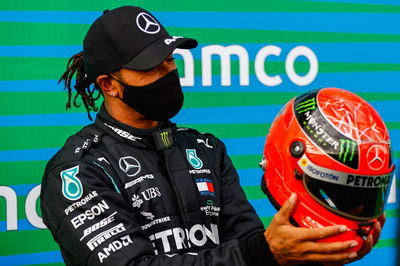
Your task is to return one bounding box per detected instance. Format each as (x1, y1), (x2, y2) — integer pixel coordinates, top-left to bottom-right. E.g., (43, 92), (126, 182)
(278, 193), (298, 220)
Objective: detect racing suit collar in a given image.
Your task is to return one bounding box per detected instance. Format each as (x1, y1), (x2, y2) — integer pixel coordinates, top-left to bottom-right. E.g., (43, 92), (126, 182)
(95, 105), (177, 150)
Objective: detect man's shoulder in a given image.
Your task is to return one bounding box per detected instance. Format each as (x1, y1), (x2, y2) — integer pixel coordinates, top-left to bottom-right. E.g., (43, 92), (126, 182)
(176, 126), (217, 139)
(45, 123), (104, 172)
(175, 126), (224, 150)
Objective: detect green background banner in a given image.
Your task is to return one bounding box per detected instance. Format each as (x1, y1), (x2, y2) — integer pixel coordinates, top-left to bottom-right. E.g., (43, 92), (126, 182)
(0, 0), (399, 265)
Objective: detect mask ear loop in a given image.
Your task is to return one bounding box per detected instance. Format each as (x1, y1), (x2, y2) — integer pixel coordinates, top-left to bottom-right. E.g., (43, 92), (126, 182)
(107, 74), (126, 86)
(107, 75), (126, 99)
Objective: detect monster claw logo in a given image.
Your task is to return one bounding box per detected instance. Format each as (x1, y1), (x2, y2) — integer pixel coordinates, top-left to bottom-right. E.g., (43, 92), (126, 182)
(339, 139), (357, 164)
(160, 131), (171, 148)
(60, 165), (83, 201)
(295, 97), (316, 114)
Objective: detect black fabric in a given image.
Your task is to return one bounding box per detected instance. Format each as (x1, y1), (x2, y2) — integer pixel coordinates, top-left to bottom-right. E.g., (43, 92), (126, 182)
(75, 6), (197, 90)
(304, 174), (390, 220)
(41, 107), (270, 265)
(239, 232), (279, 266)
(112, 69), (184, 121)
(238, 232), (323, 266)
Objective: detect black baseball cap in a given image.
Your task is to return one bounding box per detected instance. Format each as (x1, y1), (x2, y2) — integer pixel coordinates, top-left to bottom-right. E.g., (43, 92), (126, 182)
(75, 6), (198, 90)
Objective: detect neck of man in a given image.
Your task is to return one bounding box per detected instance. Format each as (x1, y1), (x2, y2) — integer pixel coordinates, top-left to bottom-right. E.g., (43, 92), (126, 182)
(104, 98), (159, 129)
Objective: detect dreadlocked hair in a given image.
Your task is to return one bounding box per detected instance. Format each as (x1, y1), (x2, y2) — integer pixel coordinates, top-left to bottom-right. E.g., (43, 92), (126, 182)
(58, 51), (102, 121)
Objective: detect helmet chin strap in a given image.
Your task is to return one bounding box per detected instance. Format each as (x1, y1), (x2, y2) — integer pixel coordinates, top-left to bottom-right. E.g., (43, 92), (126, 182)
(346, 222), (374, 240)
(356, 222), (375, 240)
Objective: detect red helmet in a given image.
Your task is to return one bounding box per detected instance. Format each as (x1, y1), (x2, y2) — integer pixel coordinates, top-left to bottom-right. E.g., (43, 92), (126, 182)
(260, 88), (395, 252)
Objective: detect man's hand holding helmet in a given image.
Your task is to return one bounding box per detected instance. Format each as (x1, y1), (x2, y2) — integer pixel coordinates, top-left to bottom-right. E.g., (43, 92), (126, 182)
(265, 193), (383, 265)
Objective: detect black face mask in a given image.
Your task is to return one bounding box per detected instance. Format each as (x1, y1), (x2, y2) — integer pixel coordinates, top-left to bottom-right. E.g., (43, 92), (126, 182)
(111, 70), (184, 121)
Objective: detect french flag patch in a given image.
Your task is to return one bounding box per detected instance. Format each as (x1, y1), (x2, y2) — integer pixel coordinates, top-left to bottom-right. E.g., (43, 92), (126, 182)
(195, 178), (215, 197)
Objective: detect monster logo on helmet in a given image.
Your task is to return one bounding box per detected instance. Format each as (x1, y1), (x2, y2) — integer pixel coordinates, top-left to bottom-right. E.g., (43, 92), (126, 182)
(260, 87), (395, 252)
(294, 90), (359, 169)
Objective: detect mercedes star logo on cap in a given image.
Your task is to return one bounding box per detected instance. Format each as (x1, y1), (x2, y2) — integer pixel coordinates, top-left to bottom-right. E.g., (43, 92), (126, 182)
(119, 156), (141, 177)
(136, 12), (160, 34)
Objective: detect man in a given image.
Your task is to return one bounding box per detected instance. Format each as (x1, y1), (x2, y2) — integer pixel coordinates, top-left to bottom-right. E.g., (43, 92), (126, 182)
(40, 6), (380, 265)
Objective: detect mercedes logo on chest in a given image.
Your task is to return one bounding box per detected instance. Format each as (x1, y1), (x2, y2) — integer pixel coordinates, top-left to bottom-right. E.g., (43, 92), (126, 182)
(119, 156), (141, 177)
(136, 12), (160, 34)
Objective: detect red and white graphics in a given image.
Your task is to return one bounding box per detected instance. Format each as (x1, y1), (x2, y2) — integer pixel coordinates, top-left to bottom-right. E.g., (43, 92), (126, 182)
(195, 178), (215, 197)
(260, 87), (395, 253)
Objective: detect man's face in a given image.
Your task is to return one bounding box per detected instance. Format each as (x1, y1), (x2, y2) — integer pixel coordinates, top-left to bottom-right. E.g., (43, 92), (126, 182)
(117, 54), (176, 86)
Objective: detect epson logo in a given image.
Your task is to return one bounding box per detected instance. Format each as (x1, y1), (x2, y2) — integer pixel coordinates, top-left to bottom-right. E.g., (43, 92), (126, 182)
(70, 200), (110, 229)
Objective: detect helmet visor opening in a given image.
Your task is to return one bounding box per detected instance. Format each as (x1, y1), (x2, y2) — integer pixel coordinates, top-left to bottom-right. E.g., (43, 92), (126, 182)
(298, 154), (394, 220)
(304, 175), (391, 220)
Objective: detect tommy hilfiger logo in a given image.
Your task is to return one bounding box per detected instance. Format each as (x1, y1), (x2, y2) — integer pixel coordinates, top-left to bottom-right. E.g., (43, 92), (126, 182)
(195, 178), (215, 197)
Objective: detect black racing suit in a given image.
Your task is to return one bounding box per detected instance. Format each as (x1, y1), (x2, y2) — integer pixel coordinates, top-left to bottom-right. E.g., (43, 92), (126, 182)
(40, 106), (278, 265)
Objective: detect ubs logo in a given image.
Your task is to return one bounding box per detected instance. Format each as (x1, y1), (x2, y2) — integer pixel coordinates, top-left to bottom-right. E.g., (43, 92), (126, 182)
(131, 187), (162, 208)
(141, 187), (162, 201)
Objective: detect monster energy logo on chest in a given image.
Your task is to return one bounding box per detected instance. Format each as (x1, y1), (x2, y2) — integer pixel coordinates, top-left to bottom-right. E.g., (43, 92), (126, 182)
(153, 128), (173, 150)
(160, 132), (171, 147)
(294, 90), (359, 169)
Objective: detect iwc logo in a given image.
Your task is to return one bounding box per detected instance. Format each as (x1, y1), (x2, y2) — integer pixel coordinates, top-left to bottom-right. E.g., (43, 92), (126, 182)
(186, 149), (203, 169)
(60, 165), (83, 201)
